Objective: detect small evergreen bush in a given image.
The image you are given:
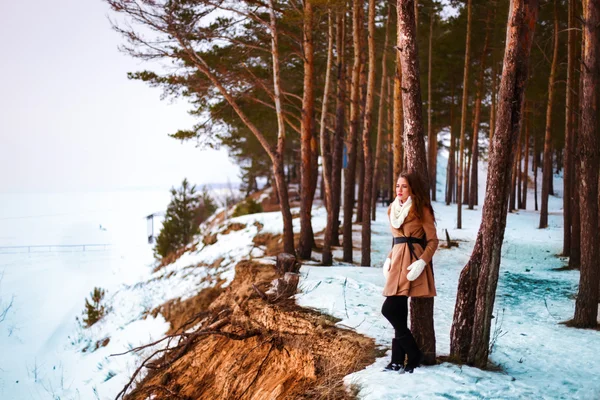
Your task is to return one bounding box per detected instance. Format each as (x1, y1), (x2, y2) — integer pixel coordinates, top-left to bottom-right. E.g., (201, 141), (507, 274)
(81, 287), (106, 328)
(232, 197), (263, 217)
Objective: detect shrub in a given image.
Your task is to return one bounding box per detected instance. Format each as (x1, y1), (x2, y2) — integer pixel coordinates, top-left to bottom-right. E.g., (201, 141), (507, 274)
(232, 197), (263, 217)
(81, 287), (106, 328)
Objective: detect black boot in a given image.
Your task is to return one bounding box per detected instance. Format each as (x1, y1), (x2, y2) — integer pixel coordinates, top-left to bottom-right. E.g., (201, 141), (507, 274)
(398, 333), (424, 373)
(384, 338), (405, 372)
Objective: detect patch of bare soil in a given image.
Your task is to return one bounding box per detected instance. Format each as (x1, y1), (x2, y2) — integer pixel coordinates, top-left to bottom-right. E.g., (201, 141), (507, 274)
(251, 227), (302, 258)
(123, 260), (376, 400)
(221, 222), (247, 235)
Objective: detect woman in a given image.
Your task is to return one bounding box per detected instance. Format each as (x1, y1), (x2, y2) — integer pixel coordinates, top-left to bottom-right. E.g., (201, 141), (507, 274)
(382, 172), (439, 373)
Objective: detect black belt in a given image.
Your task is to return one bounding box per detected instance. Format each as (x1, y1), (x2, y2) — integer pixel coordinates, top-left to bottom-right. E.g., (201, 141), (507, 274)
(392, 236), (427, 261)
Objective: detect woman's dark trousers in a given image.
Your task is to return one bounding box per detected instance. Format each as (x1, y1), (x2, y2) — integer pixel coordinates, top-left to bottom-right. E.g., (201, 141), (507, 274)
(381, 295), (423, 371)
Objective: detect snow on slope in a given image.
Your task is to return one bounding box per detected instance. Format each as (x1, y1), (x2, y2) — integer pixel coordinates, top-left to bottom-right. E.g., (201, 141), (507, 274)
(2, 153), (598, 400)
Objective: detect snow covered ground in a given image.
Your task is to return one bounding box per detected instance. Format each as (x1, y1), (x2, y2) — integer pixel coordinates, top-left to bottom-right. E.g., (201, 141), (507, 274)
(1, 153), (598, 399)
(296, 152), (600, 399)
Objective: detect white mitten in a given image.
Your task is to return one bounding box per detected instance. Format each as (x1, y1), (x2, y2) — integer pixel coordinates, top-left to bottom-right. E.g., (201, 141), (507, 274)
(383, 257), (391, 280)
(406, 259), (426, 281)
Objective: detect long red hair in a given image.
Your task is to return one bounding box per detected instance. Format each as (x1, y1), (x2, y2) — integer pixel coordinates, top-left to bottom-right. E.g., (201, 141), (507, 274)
(398, 172), (436, 223)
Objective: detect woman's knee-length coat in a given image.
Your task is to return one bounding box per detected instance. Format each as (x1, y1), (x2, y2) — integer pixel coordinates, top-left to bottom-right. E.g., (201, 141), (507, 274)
(383, 205), (439, 297)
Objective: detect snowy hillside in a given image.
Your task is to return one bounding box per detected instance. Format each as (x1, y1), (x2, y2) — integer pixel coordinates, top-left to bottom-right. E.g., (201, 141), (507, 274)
(1, 153), (599, 399)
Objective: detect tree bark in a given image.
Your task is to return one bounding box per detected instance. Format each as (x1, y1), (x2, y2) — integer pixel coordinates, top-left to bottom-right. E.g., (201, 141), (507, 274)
(393, 52), (404, 185)
(361, 0), (376, 266)
(534, 129), (539, 211)
(427, 10), (436, 201)
(387, 76), (393, 200)
(372, 3), (392, 221)
(464, 150), (471, 204)
(539, 0), (559, 229)
(298, 0), (316, 259)
(469, 7), (493, 210)
(450, 0), (539, 367)
(569, 25), (584, 270)
(509, 147), (517, 211)
(490, 64), (497, 144)
(446, 83), (456, 205)
(456, 0), (472, 229)
(522, 105), (529, 209)
(332, 6), (347, 248)
(321, 9), (335, 266)
(572, 0), (599, 328)
(356, 19), (367, 225)
(563, 0), (575, 256)
(510, 99), (525, 212)
(343, 0), (363, 262)
(517, 128), (522, 209)
(397, 0), (436, 365)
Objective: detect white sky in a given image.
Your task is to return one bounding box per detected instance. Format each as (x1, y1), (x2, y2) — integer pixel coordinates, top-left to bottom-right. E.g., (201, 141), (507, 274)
(0, 0), (241, 194)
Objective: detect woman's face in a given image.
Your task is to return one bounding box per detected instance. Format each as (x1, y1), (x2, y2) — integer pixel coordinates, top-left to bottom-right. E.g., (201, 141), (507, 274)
(396, 177), (411, 203)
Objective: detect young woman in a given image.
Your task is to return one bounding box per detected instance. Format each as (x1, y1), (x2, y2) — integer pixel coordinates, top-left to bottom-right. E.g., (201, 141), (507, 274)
(382, 172), (439, 373)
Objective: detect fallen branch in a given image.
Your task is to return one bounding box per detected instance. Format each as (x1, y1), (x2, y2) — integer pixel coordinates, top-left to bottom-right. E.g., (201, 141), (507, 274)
(443, 229), (459, 248)
(113, 315), (260, 400)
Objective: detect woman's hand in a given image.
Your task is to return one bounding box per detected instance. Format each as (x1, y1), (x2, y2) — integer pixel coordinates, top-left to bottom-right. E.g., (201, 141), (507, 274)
(406, 259), (426, 281)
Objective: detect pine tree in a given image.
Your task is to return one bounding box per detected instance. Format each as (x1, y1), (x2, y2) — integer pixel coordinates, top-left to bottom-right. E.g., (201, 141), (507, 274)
(82, 287), (106, 328)
(450, 0), (539, 367)
(154, 179), (209, 260)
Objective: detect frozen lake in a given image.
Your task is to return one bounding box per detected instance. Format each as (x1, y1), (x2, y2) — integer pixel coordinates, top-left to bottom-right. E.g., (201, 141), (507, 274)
(0, 190), (170, 399)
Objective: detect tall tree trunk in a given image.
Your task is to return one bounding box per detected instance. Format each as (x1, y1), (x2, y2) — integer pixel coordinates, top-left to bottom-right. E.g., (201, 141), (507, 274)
(450, 0), (538, 367)
(361, 0), (376, 266)
(569, 22), (583, 270)
(464, 150), (471, 202)
(321, 10), (335, 266)
(414, 0), (418, 30)
(534, 130), (539, 211)
(490, 61), (497, 143)
(549, 157), (554, 195)
(522, 105), (529, 209)
(387, 76), (393, 200)
(332, 6), (347, 248)
(563, 0), (575, 255)
(397, 0), (436, 365)
(456, 0), (472, 229)
(372, 4), (392, 221)
(510, 99), (525, 212)
(268, 1), (294, 254)
(510, 145), (518, 211)
(343, 0), (363, 263)
(178, 6), (295, 256)
(517, 126), (523, 209)
(356, 20), (367, 225)
(572, 0), (599, 327)
(427, 10), (436, 201)
(446, 83), (456, 205)
(393, 53), (404, 184)
(469, 7), (493, 209)
(299, 0), (316, 259)
(539, 0), (559, 229)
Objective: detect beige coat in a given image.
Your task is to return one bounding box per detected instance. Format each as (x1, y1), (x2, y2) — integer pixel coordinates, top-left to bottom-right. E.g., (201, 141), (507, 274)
(383, 205), (439, 297)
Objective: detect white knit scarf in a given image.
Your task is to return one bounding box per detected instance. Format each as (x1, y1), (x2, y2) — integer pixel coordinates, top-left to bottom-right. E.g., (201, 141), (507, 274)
(390, 196), (412, 229)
